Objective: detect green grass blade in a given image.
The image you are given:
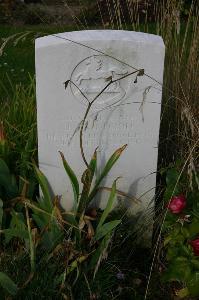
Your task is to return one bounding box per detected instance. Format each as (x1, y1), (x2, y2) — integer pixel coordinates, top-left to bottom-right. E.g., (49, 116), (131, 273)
(33, 164), (53, 212)
(88, 145), (127, 202)
(89, 232), (111, 273)
(95, 220), (121, 241)
(96, 179), (117, 231)
(66, 255), (88, 276)
(59, 151), (79, 210)
(0, 272), (18, 296)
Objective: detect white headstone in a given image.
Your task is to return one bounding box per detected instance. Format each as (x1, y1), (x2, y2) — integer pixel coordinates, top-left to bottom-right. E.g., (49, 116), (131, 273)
(35, 30), (165, 217)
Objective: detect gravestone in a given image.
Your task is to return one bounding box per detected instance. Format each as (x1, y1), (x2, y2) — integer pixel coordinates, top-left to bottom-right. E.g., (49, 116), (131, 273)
(35, 30), (165, 219)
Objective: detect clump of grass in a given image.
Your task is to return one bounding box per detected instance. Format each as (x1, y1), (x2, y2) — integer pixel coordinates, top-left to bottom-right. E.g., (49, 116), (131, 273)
(157, 0), (199, 176)
(0, 74), (37, 178)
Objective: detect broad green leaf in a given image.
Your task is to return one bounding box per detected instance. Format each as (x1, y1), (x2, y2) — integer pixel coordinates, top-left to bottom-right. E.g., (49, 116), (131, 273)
(95, 220), (121, 241)
(0, 199), (3, 229)
(88, 145), (127, 201)
(33, 164), (52, 212)
(78, 149), (97, 213)
(59, 151), (79, 209)
(96, 179), (117, 231)
(0, 272), (18, 296)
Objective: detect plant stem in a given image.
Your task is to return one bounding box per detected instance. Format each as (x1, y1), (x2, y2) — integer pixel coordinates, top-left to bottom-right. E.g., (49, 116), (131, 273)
(79, 69), (142, 167)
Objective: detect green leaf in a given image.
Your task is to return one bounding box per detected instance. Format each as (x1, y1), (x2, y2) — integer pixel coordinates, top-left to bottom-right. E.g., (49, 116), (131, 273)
(66, 255), (88, 275)
(33, 206), (63, 251)
(2, 228), (29, 243)
(89, 232), (111, 271)
(59, 151), (79, 210)
(187, 272), (199, 297)
(0, 159), (10, 175)
(95, 220), (121, 241)
(0, 272), (18, 296)
(0, 159), (18, 200)
(33, 164), (52, 212)
(166, 168), (179, 187)
(191, 259), (199, 269)
(188, 220), (199, 237)
(162, 259), (192, 282)
(163, 235), (172, 246)
(88, 145), (127, 202)
(164, 168), (181, 202)
(3, 210), (28, 244)
(96, 179), (117, 231)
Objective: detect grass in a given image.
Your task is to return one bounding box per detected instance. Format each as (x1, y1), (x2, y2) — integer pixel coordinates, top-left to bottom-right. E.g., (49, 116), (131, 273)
(0, 75), (36, 177)
(0, 25), (77, 95)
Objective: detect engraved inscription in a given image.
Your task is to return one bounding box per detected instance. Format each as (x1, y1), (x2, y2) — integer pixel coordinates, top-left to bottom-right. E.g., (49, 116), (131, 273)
(45, 114), (156, 149)
(45, 131), (156, 148)
(70, 55), (135, 109)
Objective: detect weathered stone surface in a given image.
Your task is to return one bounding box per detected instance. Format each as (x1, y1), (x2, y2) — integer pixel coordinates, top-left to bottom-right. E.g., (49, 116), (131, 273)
(35, 30), (165, 215)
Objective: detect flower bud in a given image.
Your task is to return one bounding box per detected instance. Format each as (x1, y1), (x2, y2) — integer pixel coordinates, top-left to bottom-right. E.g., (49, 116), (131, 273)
(167, 194), (186, 214)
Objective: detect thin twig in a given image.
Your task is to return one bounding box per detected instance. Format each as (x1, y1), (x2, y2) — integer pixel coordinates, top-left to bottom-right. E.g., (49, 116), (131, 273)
(52, 34), (166, 89)
(80, 103), (91, 167)
(77, 69), (143, 167)
(69, 80), (90, 104)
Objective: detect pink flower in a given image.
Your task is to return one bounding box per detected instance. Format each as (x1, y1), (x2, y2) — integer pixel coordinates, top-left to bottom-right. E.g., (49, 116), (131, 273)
(190, 238), (199, 256)
(167, 195), (186, 214)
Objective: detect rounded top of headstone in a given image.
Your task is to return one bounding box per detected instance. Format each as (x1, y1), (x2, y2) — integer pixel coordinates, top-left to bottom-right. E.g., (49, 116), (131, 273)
(35, 30), (165, 49)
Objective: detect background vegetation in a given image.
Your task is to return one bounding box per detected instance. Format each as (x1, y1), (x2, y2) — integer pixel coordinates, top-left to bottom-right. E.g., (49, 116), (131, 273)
(0, 0), (198, 299)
